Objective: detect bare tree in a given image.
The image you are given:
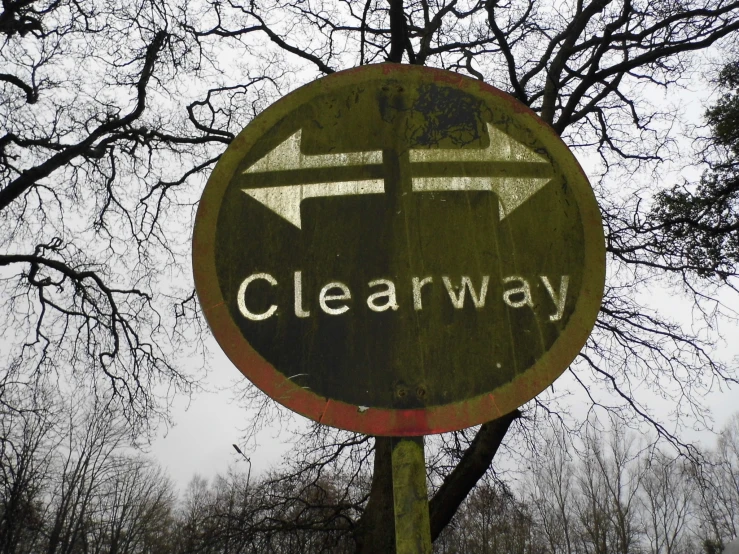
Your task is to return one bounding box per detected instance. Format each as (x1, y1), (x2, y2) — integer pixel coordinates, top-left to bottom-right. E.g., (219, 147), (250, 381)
(434, 478), (537, 554)
(639, 450), (697, 554)
(173, 468), (359, 553)
(43, 397), (136, 554)
(573, 421), (644, 554)
(525, 429), (578, 554)
(176, 475), (217, 553)
(0, 391), (55, 554)
(695, 414), (739, 549)
(85, 457), (176, 554)
(3, 0), (739, 550)
(0, 0), (216, 432)
(0, 388), (178, 554)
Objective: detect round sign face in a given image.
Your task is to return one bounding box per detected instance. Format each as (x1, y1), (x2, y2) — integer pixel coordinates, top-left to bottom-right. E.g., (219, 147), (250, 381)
(193, 64), (605, 436)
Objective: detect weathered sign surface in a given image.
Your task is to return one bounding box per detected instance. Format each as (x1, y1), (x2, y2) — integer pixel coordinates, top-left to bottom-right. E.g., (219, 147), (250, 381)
(193, 64), (605, 435)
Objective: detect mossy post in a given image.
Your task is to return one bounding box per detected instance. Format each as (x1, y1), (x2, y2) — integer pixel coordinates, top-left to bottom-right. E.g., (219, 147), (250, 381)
(392, 437), (432, 553)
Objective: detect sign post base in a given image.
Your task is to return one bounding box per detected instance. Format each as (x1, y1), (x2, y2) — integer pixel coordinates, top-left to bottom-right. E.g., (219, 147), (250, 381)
(392, 436), (432, 553)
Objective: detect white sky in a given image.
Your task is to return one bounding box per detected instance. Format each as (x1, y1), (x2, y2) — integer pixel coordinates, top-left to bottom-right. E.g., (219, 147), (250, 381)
(151, 369), (739, 493)
(150, 344), (292, 492)
(151, 65), (739, 492)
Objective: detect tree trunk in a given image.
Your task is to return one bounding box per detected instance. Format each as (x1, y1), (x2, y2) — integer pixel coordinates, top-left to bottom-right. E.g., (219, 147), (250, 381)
(354, 437), (396, 553)
(353, 410), (520, 552)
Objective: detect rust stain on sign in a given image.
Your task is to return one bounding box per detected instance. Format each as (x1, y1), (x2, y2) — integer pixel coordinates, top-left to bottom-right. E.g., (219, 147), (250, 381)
(193, 64), (605, 436)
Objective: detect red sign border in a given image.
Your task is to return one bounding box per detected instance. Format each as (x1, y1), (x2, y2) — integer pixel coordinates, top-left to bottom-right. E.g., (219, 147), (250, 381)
(193, 64), (606, 436)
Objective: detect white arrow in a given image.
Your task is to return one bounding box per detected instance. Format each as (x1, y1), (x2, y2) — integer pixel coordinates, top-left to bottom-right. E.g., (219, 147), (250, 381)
(242, 181), (384, 229)
(412, 176), (551, 220)
(409, 123), (548, 164)
(244, 130), (383, 173)
(242, 123), (552, 228)
(410, 123), (551, 220)
(242, 129), (384, 229)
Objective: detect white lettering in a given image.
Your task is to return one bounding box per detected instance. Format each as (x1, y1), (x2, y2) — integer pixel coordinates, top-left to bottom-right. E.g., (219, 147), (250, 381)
(293, 271), (310, 318)
(367, 279), (399, 312)
(237, 271), (565, 321)
(502, 276), (533, 308)
(442, 276), (489, 309)
(319, 282), (351, 315)
(237, 273), (277, 321)
(412, 276), (433, 311)
(540, 275), (569, 321)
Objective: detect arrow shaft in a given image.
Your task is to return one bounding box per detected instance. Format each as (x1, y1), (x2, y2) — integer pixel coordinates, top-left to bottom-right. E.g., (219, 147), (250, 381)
(239, 164), (384, 188)
(240, 124), (555, 229)
(239, 161), (550, 189)
(245, 130), (383, 173)
(411, 161), (552, 179)
(413, 176), (552, 220)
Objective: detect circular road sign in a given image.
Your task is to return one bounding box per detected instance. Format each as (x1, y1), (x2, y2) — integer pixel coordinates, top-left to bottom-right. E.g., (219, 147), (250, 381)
(193, 64), (605, 436)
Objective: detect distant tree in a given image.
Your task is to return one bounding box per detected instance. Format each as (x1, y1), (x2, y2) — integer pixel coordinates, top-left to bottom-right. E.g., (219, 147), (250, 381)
(695, 414), (739, 548)
(44, 398), (144, 554)
(573, 421), (644, 554)
(639, 450), (696, 554)
(85, 457), (176, 554)
(0, 389), (177, 554)
(651, 62), (739, 281)
(518, 417), (708, 554)
(173, 468), (359, 553)
(704, 539), (725, 554)
(0, 391), (55, 554)
(435, 478), (536, 554)
(524, 430), (578, 554)
(176, 475), (217, 554)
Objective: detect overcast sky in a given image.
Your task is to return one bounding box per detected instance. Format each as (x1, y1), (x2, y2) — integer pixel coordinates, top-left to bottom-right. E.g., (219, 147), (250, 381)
(151, 63), (739, 492)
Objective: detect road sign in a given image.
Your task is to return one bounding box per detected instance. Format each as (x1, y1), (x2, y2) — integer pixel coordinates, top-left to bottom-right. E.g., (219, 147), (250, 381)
(193, 64), (605, 436)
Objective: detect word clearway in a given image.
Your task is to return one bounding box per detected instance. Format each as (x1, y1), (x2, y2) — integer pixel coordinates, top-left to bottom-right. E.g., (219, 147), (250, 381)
(237, 272), (569, 322)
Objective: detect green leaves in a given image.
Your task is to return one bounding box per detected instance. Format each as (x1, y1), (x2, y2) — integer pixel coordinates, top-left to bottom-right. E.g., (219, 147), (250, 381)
(649, 62), (739, 281)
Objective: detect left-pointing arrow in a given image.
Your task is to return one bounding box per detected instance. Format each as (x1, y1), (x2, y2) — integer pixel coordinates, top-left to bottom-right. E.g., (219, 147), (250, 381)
(242, 129), (385, 229)
(242, 181), (384, 229)
(244, 130), (383, 173)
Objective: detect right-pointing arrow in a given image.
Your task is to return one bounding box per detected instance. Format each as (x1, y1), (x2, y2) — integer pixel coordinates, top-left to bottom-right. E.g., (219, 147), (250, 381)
(409, 123), (548, 164)
(412, 176), (552, 220)
(410, 123), (552, 218)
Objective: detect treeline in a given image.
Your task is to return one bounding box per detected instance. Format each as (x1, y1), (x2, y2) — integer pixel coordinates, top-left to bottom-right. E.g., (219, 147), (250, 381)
(2, 400), (737, 554)
(435, 418), (739, 554)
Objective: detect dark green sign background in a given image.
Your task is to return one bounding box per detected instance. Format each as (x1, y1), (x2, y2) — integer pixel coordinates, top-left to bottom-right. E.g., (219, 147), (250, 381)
(193, 65), (605, 435)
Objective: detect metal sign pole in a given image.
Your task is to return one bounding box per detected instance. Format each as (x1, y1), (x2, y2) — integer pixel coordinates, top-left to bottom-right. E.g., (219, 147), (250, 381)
(392, 436), (432, 553)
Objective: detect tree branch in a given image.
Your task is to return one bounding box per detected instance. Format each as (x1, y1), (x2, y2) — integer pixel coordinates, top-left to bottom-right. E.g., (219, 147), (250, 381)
(428, 409), (521, 540)
(0, 72), (37, 103)
(387, 0), (406, 63)
(0, 31), (167, 212)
